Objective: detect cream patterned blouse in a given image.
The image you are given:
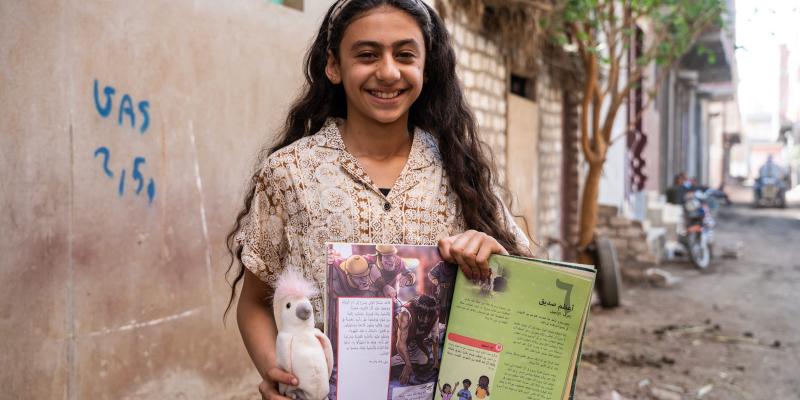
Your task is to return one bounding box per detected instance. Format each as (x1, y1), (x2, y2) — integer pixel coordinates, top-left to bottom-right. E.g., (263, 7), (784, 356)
(235, 118), (529, 319)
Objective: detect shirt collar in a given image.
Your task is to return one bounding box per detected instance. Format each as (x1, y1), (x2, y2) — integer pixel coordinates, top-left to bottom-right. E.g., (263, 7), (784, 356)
(319, 117), (439, 170)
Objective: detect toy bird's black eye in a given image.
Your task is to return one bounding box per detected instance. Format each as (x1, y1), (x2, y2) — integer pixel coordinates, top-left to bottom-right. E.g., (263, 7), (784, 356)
(286, 302), (291, 309)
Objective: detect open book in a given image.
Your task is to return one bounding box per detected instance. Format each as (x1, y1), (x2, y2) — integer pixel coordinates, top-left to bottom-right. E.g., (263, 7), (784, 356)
(324, 243), (595, 400)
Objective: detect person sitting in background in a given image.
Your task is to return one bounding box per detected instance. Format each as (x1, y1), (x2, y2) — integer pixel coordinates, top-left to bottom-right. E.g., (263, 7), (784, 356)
(755, 155), (786, 199)
(758, 155), (784, 180)
(666, 172), (689, 204)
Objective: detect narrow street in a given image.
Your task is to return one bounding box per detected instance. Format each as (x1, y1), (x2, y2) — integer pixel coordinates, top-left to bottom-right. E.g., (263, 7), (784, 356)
(574, 188), (800, 399)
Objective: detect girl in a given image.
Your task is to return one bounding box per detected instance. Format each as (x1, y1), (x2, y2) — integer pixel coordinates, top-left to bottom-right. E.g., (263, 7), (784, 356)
(476, 375), (490, 398)
(438, 381), (458, 400)
(225, 1), (531, 398)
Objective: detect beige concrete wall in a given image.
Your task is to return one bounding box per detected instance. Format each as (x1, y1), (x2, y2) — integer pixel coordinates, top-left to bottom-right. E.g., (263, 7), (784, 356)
(506, 94), (539, 240)
(1, 0), (332, 398)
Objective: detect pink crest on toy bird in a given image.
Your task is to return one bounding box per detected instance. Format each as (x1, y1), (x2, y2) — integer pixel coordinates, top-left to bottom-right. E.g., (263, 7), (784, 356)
(274, 268), (318, 301)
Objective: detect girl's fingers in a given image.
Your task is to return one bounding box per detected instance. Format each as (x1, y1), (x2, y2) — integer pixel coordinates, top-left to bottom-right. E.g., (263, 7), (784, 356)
(481, 237), (508, 278)
(476, 243), (494, 280)
(451, 232), (478, 280)
(441, 231), (509, 282)
(462, 231), (487, 280)
(437, 237), (455, 263)
(266, 368), (298, 386)
(258, 380), (292, 400)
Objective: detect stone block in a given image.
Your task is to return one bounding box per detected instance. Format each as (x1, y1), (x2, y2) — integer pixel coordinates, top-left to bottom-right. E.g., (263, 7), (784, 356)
(463, 70), (475, 88)
(486, 40), (497, 56)
(453, 24), (464, 45)
(470, 52), (481, 69)
(621, 227), (645, 239)
(495, 115), (506, 131)
(469, 91), (480, 107)
(636, 253), (660, 265)
(458, 11), (469, 24)
(493, 79), (504, 96)
(465, 30), (476, 48)
(628, 240), (650, 253)
(482, 55), (491, 71)
(458, 49), (470, 66)
(609, 216), (630, 228)
(610, 238), (628, 251)
(477, 36), (487, 52)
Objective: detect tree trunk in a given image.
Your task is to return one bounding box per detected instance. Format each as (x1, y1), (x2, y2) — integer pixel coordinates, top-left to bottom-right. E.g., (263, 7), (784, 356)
(577, 161), (603, 265)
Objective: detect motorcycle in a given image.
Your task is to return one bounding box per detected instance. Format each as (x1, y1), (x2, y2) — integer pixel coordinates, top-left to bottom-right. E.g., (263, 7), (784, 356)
(754, 176), (787, 208)
(679, 189), (716, 270)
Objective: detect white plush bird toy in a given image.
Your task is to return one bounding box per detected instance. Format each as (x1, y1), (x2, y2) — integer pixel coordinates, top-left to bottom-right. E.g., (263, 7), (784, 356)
(273, 268), (333, 400)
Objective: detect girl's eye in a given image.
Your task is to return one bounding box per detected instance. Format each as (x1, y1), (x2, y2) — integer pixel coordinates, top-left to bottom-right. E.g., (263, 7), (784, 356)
(286, 302), (291, 309)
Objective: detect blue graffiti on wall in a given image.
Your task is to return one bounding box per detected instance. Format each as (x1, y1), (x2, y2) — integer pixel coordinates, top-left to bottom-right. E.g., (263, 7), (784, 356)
(93, 79), (150, 134)
(92, 79), (156, 206)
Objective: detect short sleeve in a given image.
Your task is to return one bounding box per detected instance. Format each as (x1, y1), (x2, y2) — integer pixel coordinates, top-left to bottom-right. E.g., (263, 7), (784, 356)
(494, 189), (532, 255)
(234, 161), (289, 285)
(502, 201), (532, 254)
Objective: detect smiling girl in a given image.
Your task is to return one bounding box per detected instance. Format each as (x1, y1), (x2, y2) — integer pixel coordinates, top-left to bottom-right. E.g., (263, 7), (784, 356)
(225, 1), (531, 398)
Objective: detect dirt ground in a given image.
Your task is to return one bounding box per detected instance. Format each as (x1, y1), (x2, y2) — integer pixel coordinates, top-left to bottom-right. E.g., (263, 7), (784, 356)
(573, 187), (800, 399)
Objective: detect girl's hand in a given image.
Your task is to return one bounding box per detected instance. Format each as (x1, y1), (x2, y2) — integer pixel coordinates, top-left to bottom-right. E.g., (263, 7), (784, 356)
(438, 230), (508, 282)
(258, 367), (298, 400)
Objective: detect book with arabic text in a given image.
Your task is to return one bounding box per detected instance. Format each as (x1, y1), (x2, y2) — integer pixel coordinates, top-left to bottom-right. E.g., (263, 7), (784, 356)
(324, 242), (595, 400)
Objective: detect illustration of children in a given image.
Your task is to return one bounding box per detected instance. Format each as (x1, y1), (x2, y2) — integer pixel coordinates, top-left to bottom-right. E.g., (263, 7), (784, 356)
(476, 375), (490, 398)
(457, 379), (472, 400)
(438, 381), (458, 400)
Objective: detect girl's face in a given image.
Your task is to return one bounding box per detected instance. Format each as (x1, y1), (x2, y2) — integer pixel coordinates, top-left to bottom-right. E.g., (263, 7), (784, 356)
(326, 6), (426, 126)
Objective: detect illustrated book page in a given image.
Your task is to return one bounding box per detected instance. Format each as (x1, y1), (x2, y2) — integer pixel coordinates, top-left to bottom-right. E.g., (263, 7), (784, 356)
(325, 243), (457, 400)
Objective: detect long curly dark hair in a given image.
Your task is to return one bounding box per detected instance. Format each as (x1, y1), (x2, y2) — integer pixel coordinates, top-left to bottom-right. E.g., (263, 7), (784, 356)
(224, 0), (529, 319)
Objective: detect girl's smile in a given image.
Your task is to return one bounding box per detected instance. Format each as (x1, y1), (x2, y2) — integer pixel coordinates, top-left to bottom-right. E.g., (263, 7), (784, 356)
(367, 88), (407, 100)
(326, 6), (425, 125)
(365, 87), (410, 108)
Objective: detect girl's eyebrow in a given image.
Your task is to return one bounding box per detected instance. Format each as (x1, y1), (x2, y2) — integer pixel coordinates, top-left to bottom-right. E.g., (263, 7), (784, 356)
(350, 39), (420, 50)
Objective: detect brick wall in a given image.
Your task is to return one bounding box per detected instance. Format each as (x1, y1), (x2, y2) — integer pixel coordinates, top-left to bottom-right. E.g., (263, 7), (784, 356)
(445, 14), (509, 183)
(596, 205), (659, 267)
(537, 71), (564, 245)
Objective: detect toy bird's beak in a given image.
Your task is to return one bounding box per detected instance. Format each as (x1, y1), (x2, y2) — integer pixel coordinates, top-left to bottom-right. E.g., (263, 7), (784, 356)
(296, 303), (312, 321)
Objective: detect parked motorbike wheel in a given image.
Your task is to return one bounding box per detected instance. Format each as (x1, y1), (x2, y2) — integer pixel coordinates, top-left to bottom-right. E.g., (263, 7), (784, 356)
(688, 232), (710, 270)
(594, 235), (622, 308)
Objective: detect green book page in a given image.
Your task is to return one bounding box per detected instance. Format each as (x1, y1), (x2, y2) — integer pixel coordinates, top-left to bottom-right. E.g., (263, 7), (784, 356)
(435, 256), (594, 400)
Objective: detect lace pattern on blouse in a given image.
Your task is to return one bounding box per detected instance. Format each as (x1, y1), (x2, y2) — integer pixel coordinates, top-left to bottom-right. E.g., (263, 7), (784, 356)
(235, 118), (528, 321)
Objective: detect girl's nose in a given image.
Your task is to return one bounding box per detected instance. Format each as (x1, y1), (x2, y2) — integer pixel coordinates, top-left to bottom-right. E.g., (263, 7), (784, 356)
(376, 57), (401, 82)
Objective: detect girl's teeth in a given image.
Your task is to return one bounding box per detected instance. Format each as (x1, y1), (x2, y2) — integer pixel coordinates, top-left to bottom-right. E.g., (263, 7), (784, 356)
(371, 91), (401, 99)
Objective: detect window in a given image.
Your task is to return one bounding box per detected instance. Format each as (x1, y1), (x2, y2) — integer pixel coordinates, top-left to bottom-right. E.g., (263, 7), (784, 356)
(510, 73), (536, 102)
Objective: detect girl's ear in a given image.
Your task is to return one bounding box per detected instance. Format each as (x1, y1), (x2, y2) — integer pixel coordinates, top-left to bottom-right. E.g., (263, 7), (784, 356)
(325, 50), (342, 85)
